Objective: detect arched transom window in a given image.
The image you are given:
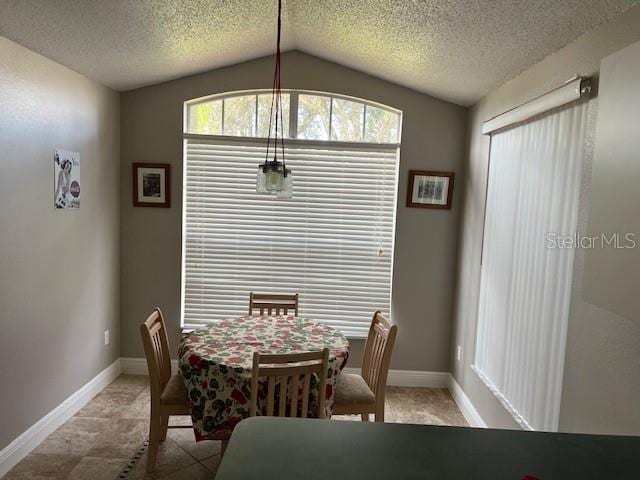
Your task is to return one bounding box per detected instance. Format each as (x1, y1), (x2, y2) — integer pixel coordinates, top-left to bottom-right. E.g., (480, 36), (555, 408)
(186, 90), (400, 143)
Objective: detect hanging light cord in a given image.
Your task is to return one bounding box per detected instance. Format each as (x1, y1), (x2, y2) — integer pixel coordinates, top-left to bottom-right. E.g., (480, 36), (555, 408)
(264, 0), (286, 174)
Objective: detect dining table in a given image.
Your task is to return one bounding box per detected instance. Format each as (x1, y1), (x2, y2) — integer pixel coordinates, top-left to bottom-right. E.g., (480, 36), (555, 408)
(178, 314), (350, 440)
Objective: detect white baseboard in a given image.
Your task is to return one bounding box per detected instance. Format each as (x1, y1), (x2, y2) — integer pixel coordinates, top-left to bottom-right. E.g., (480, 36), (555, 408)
(0, 358), (122, 478)
(121, 359), (449, 388)
(121, 358), (450, 390)
(343, 367), (450, 388)
(120, 357), (179, 375)
(448, 374), (487, 428)
(123, 356), (453, 390)
(123, 358), (449, 389)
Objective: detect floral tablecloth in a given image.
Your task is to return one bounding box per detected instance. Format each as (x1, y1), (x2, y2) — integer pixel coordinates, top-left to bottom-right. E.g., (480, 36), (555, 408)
(178, 315), (350, 441)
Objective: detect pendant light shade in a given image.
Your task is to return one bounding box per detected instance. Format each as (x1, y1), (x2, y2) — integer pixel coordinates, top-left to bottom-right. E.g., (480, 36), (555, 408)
(256, 162), (292, 197)
(257, 0), (292, 198)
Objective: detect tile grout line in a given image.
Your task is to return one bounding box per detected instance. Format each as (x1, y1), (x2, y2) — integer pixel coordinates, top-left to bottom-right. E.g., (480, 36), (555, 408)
(173, 434), (223, 474)
(115, 439), (148, 480)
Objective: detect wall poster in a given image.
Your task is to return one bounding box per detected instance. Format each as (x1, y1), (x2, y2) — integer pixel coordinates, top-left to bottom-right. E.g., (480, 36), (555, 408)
(54, 149), (80, 209)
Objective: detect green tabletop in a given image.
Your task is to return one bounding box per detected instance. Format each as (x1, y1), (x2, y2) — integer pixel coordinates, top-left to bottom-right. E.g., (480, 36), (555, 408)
(216, 417), (640, 480)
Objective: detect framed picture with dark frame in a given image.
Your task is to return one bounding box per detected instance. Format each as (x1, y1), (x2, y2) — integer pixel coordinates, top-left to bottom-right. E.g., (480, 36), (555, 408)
(133, 163), (171, 208)
(406, 170), (454, 209)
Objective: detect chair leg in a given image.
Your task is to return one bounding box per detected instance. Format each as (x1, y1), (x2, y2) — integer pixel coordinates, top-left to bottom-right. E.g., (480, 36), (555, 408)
(159, 414), (169, 442)
(375, 404), (385, 423)
(361, 413), (370, 422)
(147, 408), (161, 472)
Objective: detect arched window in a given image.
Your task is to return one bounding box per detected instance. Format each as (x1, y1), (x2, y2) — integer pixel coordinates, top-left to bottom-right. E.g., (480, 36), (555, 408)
(186, 90), (401, 143)
(182, 90), (402, 337)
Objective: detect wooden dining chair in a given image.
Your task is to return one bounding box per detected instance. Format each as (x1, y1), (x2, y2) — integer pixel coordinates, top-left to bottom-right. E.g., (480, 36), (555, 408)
(140, 308), (231, 470)
(140, 308), (190, 471)
(332, 311), (398, 422)
(249, 349), (330, 418)
(249, 292), (299, 316)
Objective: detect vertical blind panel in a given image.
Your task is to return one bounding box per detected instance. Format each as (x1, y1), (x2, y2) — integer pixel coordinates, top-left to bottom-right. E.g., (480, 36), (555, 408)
(183, 138), (398, 337)
(473, 101), (588, 431)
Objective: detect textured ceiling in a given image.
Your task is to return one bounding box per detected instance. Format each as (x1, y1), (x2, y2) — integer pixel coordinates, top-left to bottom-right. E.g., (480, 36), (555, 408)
(0, 0), (637, 105)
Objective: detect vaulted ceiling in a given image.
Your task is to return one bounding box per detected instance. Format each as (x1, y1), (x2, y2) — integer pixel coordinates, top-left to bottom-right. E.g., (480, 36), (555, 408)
(0, 0), (637, 105)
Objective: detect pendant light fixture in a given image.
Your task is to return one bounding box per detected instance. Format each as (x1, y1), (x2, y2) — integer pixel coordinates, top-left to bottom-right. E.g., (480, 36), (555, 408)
(256, 0), (292, 197)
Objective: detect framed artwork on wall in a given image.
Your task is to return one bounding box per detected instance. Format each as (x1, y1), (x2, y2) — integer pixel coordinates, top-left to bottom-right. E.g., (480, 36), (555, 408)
(133, 163), (171, 208)
(406, 170), (454, 209)
(54, 149), (81, 209)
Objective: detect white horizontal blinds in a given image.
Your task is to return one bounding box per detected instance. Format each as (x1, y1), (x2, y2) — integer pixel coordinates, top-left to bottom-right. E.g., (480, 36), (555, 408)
(183, 137), (398, 337)
(473, 101), (588, 431)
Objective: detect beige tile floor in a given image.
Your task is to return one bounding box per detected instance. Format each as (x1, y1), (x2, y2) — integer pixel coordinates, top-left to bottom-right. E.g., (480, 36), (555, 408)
(2, 375), (467, 480)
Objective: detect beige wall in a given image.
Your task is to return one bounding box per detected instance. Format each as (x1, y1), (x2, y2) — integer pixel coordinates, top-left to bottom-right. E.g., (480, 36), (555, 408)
(582, 40), (640, 326)
(0, 37), (120, 450)
(120, 51), (467, 371)
(452, 5), (640, 433)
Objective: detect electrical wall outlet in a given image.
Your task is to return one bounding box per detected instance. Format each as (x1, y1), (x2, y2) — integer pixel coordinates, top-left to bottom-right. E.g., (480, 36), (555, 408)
(104, 330), (110, 346)
(456, 345), (462, 362)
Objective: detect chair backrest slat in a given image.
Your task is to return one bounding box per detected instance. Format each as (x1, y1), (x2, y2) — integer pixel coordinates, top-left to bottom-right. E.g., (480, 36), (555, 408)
(249, 292), (299, 317)
(266, 376), (276, 416)
(249, 349), (329, 419)
(140, 308), (172, 407)
(361, 311), (398, 396)
(289, 374), (299, 415)
(278, 379), (288, 416)
(300, 373), (312, 418)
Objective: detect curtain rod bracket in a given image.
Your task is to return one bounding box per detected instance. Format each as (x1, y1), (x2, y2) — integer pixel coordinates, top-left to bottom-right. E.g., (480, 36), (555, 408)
(580, 78), (592, 95)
